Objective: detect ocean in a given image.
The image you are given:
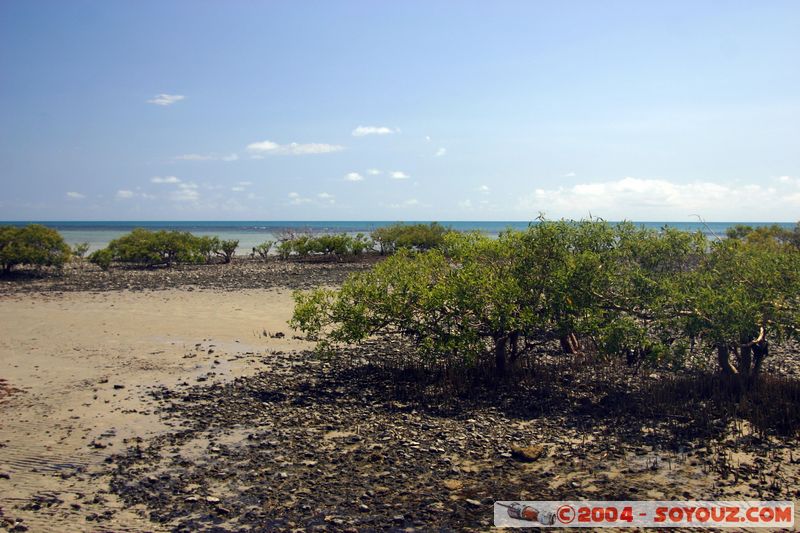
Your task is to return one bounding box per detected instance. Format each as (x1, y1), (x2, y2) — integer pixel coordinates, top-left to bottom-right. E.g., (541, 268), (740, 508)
(1, 220), (796, 254)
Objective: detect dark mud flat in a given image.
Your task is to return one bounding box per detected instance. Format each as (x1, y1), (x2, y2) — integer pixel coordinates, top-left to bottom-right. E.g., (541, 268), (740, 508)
(0, 257), (379, 294)
(104, 343), (800, 532)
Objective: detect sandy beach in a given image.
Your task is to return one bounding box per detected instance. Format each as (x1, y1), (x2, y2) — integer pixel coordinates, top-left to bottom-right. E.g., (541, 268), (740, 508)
(0, 287), (309, 531)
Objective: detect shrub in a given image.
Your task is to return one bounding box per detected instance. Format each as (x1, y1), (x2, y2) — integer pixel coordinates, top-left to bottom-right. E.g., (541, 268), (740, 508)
(276, 240), (294, 260)
(0, 224), (71, 273)
(196, 236), (221, 263)
(72, 242), (90, 259)
(726, 223), (799, 250)
(274, 233), (375, 259)
(88, 248), (113, 271)
(292, 219), (800, 383)
(253, 241), (274, 261)
(217, 239), (238, 264)
(293, 227), (547, 374)
(100, 229), (202, 267)
(90, 229), (235, 268)
(674, 238), (800, 384)
(371, 222), (450, 254)
(350, 233), (373, 255)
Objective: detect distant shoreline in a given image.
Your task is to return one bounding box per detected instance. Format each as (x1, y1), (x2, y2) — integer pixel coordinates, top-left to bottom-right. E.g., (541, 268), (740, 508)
(2, 220), (796, 253)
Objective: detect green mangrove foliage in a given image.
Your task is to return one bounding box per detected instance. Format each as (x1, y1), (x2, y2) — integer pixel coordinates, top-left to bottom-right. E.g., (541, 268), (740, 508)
(292, 220), (800, 383)
(72, 242), (90, 259)
(88, 229), (239, 269)
(275, 233), (373, 259)
(370, 222), (451, 254)
(252, 241), (275, 261)
(678, 238), (800, 381)
(725, 222), (800, 251)
(0, 224), (72, 273)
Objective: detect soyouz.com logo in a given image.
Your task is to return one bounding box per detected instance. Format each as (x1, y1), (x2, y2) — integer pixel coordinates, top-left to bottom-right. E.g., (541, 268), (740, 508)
(493, 501), (795, 528)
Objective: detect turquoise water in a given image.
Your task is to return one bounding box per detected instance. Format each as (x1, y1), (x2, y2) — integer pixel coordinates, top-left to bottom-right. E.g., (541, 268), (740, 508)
(1, 220), (796, 253)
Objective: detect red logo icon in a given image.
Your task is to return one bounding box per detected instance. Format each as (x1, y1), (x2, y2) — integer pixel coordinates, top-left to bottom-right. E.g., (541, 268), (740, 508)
(557, 504), (576, 524)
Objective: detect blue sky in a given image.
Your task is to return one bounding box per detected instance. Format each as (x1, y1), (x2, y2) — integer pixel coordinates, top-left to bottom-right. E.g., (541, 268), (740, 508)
(1, 0), (799, 221)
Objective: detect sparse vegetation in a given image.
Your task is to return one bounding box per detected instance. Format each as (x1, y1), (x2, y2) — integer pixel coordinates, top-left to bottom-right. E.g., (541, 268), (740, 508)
(72, 242), (90, 259)
(252, 241), (274, 261)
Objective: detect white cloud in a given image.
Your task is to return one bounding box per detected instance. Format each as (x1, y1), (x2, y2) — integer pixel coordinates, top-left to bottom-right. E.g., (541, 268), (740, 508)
(518, 176), (800, 221)
(391, 171), (410, 180)
(458, 199), (473, 209)
(238, 181), (252, 186)
(288, 192), (311, 205)
(66, 191), (85, 199)
(564, 171), (576, 177)
(435, 147), (447, 157)
(344, 172), (364, 182)
(151, 175), (181, 184)
(477, 185), (490, 193)
(247, 140), (280, 152)
(116, 190), (135, 199)
(147, 94), (185, 106)
(352, 126), (395, 137)
(318, 192), (335, 204)
(367, 168), (382, 175)
(172, 183), (200, 202)
(246, 140), (343, 155)
(231, 186), (245, 192)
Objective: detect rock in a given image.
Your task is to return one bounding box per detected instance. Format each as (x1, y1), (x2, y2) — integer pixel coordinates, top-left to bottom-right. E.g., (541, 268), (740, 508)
(465, 499), (482, 508)
(113, 384), (125, 390)
(0, 472), (10, 480)
(511, 444), (547, 462)
(205, 496), (220, 503)
(443, 479), (463, 491)
(392, 515), (405, 524)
